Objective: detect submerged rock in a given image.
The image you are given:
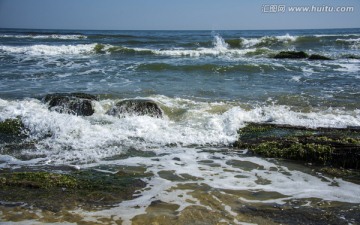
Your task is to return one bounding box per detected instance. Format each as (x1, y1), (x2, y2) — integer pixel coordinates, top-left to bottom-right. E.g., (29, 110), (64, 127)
(273, 51), (308, 59)
(44, 93), (98, 116)
(107, 99), (163, 118)
(235, 123), (360, 169)
(308, 54), (332, 60)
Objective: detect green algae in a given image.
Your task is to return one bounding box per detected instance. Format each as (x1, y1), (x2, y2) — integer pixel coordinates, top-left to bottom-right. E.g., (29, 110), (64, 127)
(0, 118), (24, 135)
(94, 43), (106, 54)
(0, 169), (149, 212)
(236, 123), (360, 169)
(225, 39), (243, 48)
(251, 141), (334, 164)
(0, 172), (78, 189)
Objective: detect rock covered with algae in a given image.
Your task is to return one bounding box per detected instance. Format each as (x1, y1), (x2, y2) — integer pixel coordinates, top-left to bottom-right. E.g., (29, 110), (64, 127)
(0, 118), (28, 144)
(0, 168), (149, 212)
(235, 123), (360, 169)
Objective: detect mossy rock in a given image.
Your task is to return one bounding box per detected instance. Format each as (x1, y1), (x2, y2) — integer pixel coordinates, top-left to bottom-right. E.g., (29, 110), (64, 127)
(44, 93), (98, 116)
(0, 118), (27, 143)
(107, 99), (163, 118)
(0, 118), (23, 135)
(0, 169), (148, 211)
(308, 54), (332, 60)
(0, 172), (78, 189)
(273, 51), (308, 59)
(235, 123), (360, 169)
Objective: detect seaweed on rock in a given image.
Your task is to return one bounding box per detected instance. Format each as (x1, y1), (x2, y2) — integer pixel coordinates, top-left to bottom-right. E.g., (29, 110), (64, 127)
(235, 123), (360, 169)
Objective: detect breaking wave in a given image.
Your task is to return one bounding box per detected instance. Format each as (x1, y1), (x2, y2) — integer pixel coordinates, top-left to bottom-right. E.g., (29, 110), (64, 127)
(0, 44), (97, 56)
(0, 96), (359, 164)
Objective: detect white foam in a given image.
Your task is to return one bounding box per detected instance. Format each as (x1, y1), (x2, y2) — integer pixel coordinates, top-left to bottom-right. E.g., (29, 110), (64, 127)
(1, 96), (360, 165)
(336, 38), (360, 43)
(72, 146), (360, 223)
(336, 38), (360, 49)
(153, 48), (252, 57)
(151, 34), (259, 57)
(0, 44), (96, 56)
(291, 76), (302, 82)
(241, 34), (297, 48)
(213, 34), (229, 50)
(315, 34), (360, 37)
(0, 34), (86, 40)
(276, 33), (298, 42)
(334, 63), (360, 73)
(240, 37), (261, 48)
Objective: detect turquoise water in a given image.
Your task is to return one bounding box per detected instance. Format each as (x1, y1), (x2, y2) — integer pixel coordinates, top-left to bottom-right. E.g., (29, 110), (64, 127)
(1, 29), (360, 224)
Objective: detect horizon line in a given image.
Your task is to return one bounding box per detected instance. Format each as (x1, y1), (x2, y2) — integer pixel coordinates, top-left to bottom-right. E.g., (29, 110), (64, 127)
(1, 27), (360, 32)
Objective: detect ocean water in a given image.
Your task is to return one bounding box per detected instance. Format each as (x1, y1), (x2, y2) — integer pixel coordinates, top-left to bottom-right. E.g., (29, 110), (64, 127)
(1, 28), (360, 224)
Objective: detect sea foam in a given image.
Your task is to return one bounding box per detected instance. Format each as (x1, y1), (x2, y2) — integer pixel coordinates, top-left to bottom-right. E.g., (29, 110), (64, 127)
(1, 96), (359, 165)
(0, 44), (96, 56)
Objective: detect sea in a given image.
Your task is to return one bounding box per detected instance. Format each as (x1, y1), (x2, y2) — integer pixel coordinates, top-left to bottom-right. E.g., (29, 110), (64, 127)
(0, 28), (360, 224)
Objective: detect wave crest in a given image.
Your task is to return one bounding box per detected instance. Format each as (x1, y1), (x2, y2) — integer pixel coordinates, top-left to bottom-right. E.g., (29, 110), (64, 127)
(0, 44), (96, 56)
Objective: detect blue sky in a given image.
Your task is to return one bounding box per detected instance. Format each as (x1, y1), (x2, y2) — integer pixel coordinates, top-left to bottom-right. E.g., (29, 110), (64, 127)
(0, 0), (359, 30)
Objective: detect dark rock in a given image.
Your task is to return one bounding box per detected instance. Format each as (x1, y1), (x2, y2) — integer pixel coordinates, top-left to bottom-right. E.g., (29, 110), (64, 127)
(107, 99), (163, 118)
(308, 54), (332, 60)
(343, 54), (360, 60)
(0, 118), (27, 143)
(273, 51), (308, 59)
(44, 93), (98, 116)
(235, 123), (360, 169)
(0, 118), (23, 135)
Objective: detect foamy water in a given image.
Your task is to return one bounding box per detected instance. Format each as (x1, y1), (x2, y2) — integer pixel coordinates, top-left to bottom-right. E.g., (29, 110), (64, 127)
(1, 96), (359, 165)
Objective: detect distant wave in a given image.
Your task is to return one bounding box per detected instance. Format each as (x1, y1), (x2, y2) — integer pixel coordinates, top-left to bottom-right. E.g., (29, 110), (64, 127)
(93, 44), (154, 55)
(1, 32), (359, 58)
(0, 44), (96, 55)
(0, 34), (87, 40)
(225, 34), (360, 49)
(237, 34), (298, 48)
(314, 34), (360, 38)
(336, 38), (360, 49)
